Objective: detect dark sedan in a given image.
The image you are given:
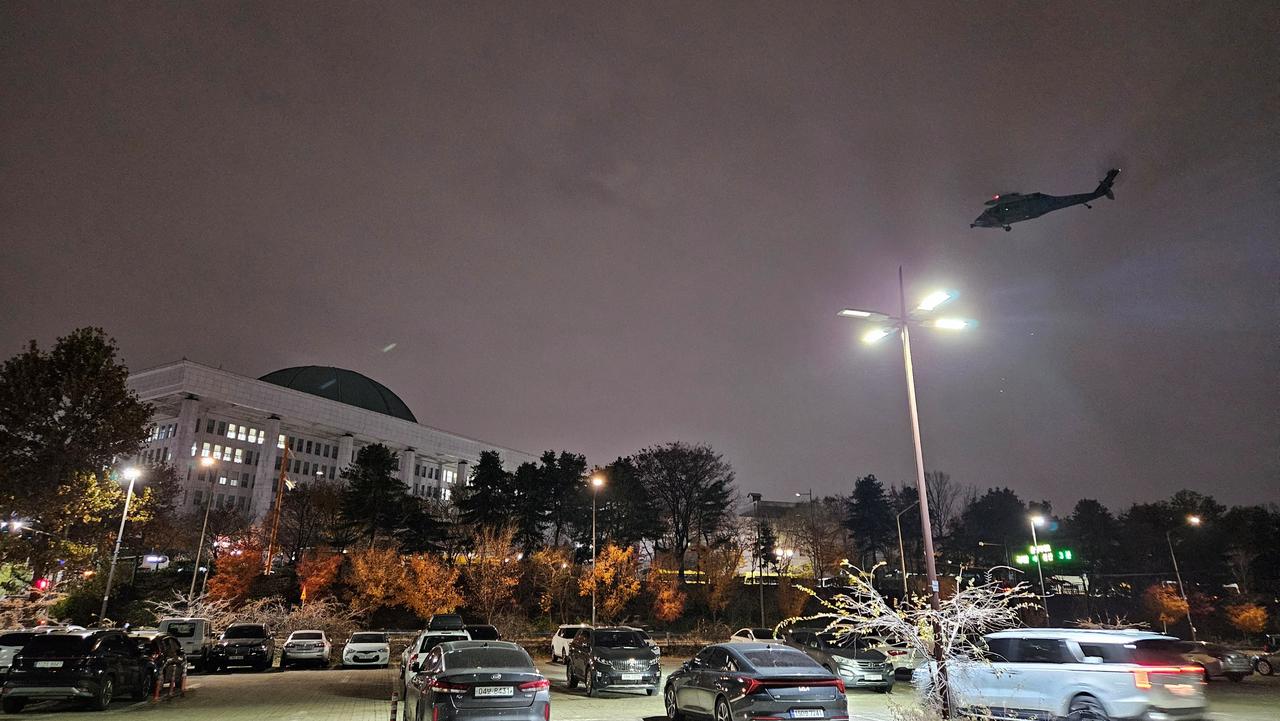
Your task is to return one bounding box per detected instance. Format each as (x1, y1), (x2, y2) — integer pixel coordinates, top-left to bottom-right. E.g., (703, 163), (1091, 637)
(665, 643), (848, 721)
(1, 630), (151, 713)
(405, 641), (550, 721)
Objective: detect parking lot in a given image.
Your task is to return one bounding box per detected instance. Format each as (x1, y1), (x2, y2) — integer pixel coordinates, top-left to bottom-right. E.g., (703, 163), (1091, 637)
(5, 659), (1279, 720)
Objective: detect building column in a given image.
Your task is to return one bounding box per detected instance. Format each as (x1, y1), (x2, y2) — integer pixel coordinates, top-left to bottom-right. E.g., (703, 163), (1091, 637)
(173, 396), (201, 504)
(400, 448), (416, 495)
(338, 434), (355, 468)
(250, 417), (282, 522)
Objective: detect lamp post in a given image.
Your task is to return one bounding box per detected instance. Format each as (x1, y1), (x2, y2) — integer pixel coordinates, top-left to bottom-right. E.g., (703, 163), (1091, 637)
(749, 492), (766, 627)
(188, 457), (217, 601)
(590, 474), (604, 627)
(839, 269), (974, 719)
(1166, 515), (1201, 641)
(99, 467), (141, 625)
(896, 500), (920, 597)
(1029, 515), (1048, 616)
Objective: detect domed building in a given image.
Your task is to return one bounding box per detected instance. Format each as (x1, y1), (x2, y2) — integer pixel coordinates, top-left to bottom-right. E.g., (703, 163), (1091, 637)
(126, 359), (537, 521)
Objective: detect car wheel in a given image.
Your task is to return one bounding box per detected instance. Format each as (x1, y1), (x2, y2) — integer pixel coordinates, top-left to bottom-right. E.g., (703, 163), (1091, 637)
(2, 696), (26, 714)
(1200, 666), (1211, 683)
(1256, 658), (1274, 675)
(130, 673), (151, 701)
(567, 661), (579, 689)
(664, 685), (683, 720)
(1069, 694), (1110, 721)
(1226, 673), (1245, 682)
(714, 695), (732, 721)
(91, 677), (114, 711)
(585, 669), (595, 698)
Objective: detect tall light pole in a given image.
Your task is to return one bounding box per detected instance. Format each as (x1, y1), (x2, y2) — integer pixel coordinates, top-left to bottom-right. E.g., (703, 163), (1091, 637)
(1029, 515), (1048, 615)
(100, 467), (142, 625)
(590, 474), (604, 627)
(1167, 514), (1201, 640)
(749, 493), (766, 627)
(840, 268), (974, 719)
(188, 457), (217, 601)
(896, 499), (920, 597)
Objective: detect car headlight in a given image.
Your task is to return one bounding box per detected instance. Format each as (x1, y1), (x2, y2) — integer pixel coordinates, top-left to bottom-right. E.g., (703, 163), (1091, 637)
(592, 656), (613, 667)
(835, 657), (859, 668)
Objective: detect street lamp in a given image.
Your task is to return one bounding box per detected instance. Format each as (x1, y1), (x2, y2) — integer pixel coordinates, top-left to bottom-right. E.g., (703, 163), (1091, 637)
(1167, 515), (1202, 640)
(896, 500), (920, 597)
(188, 457), (217, 601)
(99, 467), (142, 624)
(977, 541), (1010, 565)
(1029, 515), (1048, 614)
(838, 269), (973, 614)
(590, 473), (604, 627)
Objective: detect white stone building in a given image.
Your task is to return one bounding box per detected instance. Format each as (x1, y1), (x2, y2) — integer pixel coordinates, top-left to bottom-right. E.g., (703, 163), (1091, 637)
(126, 360), (538, 520)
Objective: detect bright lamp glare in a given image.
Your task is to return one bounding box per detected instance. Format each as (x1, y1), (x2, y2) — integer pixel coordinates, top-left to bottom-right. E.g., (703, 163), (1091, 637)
(930, 318), (969, 330)
(838, 309), (872, 318)
(122, 467), (141, 482)
(862, 328), (893, 344)
(916, 290), (954, 312)
(1030, 515), (1045, 526)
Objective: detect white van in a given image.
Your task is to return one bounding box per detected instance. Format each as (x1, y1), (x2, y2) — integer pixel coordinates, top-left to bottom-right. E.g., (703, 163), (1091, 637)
(158, 617), (215, 671)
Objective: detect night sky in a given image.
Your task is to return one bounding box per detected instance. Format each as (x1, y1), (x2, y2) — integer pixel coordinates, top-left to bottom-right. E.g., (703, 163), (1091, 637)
(3, 3), (1276, 511)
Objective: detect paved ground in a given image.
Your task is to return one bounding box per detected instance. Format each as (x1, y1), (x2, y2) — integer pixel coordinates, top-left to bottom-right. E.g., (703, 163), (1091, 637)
(6, 661), (1278, 720)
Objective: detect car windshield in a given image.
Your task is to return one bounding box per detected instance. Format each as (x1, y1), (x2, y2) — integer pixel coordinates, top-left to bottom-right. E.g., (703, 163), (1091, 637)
(291, 632), (323, 640)
(0, 633), (37, 647)
(419, 635), (461, 652)
(223, 626), (266, 639)
(349, 633), (386, 644)
(21, 635), (94, 657)
(595, 631), (645, 648)
(741, 648), (821, 669)
(466, 626), (500, 640)
(445, 648), (532, 670)
(162, 623), (197, 638)
(749, 628), (777, 639)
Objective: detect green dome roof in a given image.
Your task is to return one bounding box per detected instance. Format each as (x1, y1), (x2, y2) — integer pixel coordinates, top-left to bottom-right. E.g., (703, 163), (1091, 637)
(259, 366), (417, 423)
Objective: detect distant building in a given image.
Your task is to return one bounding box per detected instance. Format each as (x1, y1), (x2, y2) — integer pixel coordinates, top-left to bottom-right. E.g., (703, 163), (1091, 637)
(126, 360), (537, 520)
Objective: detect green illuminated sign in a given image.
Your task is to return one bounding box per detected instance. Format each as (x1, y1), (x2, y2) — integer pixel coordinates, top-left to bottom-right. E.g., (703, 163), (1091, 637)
(1012, 544), (1076, 565)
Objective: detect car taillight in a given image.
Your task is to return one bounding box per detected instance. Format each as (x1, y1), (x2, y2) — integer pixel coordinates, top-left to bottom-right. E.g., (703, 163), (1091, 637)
(429, 680), (469, 694)
(737, 676), (762, 696)
(1132, 666), (1203, 689)
(835, 677), (846, 693)
(887, 650), (907, 656)
(519, 678), (551, 691)
(544, 700), (551, 720)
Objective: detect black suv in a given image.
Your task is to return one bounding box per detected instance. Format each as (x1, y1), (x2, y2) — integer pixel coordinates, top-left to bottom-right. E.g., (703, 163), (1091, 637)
(566, 627), (661, 697)
(208, 624), (274, 672)
(1, 630), (150, 712)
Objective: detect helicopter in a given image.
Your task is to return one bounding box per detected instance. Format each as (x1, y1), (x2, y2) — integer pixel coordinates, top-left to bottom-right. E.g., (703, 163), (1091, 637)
(971, 168), (1120, 231)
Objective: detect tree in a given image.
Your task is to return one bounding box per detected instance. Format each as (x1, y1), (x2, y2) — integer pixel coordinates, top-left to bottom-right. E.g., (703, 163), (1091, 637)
(1225, 603), (1267, 636)
(633, 442), (735, 583)
(948, 488), (1028, 563)
(780, 497), (846, 582)
(540, 451), (588, 548)
(846, 475), (894, 567)
(340, 444), (410, 547)
(296, 550), (341, 602)
(280, 478), (346, 562)
(0, 328), (151, 578)
(462, 526), (520, 622)
(702, 541), (744, 622)
(205, 539), (264, 604)
(347, 546), (407, 615)
(457, 451), (514, 529)
(924, 470), (966, 542)
(529, 547), (577, 623)
(595, 457), (662, 550)
(1062, 499), (1119, 611)
(401, 553), (463, 618)
(1143, 584), (1189, 633)
(509, 462), (547, 553)
(579, 544), (640, 623)
(649, 553), (687, 625)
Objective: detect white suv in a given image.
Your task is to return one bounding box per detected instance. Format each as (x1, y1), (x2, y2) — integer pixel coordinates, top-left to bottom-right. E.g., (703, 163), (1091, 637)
(399, 629), (469, 690)
(550, 625), (586, 663)
(920, 629), (1207, 721)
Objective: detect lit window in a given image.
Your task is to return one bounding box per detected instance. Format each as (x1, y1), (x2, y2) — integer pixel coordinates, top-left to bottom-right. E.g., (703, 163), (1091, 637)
(237, 426), (247, 441)
(230, 476), (239, 487)
(226, 423), (236, 439)
(191, 444), (198, 457)
(234, 448), (244, 464)
(258, 430), (266, 445)
(213, 444), (222, 459)
(278, 434), (286, 450)
(218, 476), (227, 485)
(201, 442), (211, 457)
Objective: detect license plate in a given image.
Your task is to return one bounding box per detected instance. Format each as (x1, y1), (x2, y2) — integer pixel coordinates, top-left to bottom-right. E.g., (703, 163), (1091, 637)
(792, 710), (824, 719)
(229, 655), (244, 660)
(475, 685), (513, 697)
(620, 673), (642, 681)
(863, 673), (882, 681)
(34, 661), (63, 668)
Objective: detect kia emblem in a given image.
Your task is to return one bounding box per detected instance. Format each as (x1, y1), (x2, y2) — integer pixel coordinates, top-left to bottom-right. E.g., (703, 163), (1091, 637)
(491, 673), (502, 680)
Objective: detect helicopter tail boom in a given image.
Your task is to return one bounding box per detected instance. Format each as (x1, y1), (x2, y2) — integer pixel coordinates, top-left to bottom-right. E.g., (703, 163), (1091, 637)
(1095, 168), (1120, 200)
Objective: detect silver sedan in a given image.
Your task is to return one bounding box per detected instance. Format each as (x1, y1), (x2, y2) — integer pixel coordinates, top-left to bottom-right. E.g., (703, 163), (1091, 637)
(404, 641), (551, 721)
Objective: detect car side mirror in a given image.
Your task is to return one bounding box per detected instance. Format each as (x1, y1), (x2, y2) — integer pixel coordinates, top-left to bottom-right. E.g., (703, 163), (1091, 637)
(410, 662), (422, 673)
(1082, 656), (1104, 665)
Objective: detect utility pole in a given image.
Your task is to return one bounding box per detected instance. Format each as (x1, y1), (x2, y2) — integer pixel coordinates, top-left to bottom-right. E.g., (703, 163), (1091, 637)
(263, 447), (291, 574)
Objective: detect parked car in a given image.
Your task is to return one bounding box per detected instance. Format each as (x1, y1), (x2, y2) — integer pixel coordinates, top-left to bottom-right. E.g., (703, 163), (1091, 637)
(130, 633), (186, 698)
(157, 618), (214, 672)
(1252, 635), (1279, 675)
(628, 627), (661, 654)
(464, 624), (500, 641)
(783, 629), (893, 692)
(664, 642), (847, 721)
(426, 614), (466, 631)
(918, 628), (1207, 721)
(404, 640), (550, 721)
(0, 630), (68, 678)
(863, 634), (928, 680)
(207, 623), (274, 672)
(1, 630), (151, 713)
(1178, 640), (1252, 682)
(729, 628), (780, 644)
(566, 626), (661, 697)
(400, 630), (470, 691)
(281, 630), (331, 669)
(341, 632), (390, 668)
(551, 625), (587, 663)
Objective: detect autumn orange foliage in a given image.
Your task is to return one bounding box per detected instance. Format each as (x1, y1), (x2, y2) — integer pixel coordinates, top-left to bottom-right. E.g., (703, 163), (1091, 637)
(579, 544), (641, 623)
(1225, 603), (1267, 635)
(296, 550), (342, 602)
(205, 540), (263, 604)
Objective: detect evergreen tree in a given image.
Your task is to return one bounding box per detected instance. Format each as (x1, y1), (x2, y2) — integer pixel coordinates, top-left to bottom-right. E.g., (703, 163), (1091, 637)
(339, 443), (409, 547)
(457, 450), (514, 529)
(509, 461), (547, 553)
(846, 474), (895, 567)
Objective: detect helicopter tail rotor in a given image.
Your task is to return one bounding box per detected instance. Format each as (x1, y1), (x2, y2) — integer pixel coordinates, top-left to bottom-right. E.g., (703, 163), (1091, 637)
(1096, 168), (1120, 200)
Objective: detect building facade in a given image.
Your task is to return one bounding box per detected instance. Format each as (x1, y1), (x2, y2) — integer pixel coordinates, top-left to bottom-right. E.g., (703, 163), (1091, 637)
(126, 360), (538, 520)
